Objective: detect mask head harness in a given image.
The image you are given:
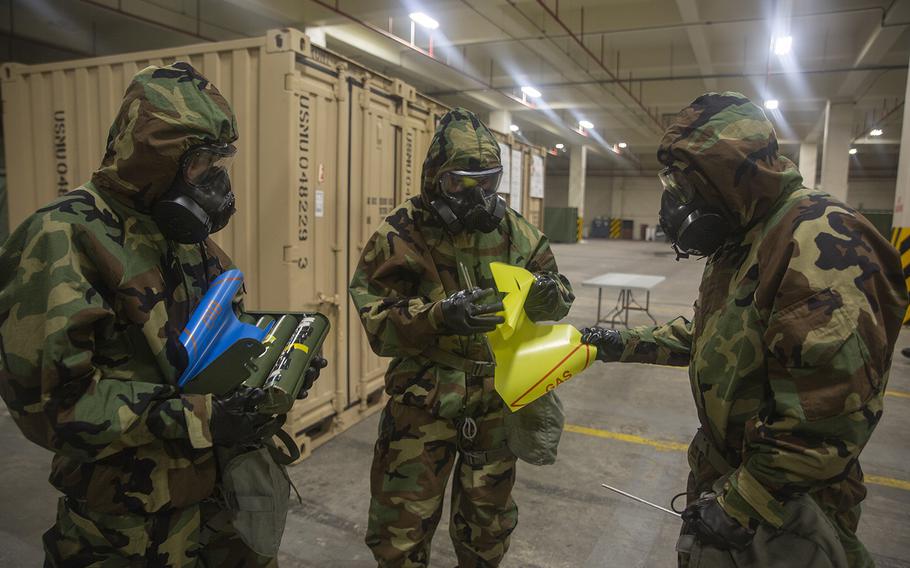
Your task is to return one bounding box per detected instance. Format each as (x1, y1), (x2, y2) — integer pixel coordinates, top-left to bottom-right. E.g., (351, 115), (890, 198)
(657, 165), (731, 260)
(430, 166), (506, 234)
(153, 142), (237, 244)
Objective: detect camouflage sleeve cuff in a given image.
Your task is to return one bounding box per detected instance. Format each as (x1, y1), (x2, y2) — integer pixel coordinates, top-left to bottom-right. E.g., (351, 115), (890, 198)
(427, 301), (445, 333)
(180, 393), (214, 449)
(718, 466), (787, 529)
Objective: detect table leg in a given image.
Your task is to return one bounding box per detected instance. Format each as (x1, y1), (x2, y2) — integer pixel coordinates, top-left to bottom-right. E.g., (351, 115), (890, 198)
(597, 289), (603, 325)
(646, 290), (657, 324)
(623, 289), (631, 328)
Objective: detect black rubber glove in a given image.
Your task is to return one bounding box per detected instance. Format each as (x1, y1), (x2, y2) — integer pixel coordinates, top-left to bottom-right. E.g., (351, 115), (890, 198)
(580, 327), (625, 362)
(525, 272), (575, 320)
(682, 493), (755, 552)
(210, 386), (277, 446)
(297, 355), (328, 400)
(439, 287), (504, 335)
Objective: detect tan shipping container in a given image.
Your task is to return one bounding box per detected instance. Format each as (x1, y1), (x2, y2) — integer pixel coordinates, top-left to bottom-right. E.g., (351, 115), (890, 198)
(0, 27), (546, 459)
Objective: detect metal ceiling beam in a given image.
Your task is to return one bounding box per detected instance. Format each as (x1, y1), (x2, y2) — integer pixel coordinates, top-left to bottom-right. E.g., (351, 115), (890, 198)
(303, 0), (591, 144)
(307, 0), (528, 106)
(836, 22), (908, 100)
(457, 0), (650, 153)
(674, 0), (717, 92)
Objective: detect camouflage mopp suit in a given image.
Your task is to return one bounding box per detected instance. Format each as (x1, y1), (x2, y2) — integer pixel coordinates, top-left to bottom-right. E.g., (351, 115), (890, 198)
(0, 63), (274, 566)
(614, 93), (906, 567)
(350, 108), (573, 568)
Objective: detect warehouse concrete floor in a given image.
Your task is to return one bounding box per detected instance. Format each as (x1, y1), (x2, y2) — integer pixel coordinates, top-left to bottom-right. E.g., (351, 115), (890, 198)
(1, 239), (909, 567)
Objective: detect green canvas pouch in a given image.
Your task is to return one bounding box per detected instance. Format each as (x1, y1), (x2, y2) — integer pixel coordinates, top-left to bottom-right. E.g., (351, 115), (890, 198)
(503, 390), (565, 465)
(219, 445), (291, 557)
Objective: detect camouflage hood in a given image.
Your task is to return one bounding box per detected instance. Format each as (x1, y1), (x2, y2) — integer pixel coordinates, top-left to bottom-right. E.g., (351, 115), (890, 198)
(91, 62), (238, 212)
(421, 107), (502, 204)
(657, 92), (803, 229)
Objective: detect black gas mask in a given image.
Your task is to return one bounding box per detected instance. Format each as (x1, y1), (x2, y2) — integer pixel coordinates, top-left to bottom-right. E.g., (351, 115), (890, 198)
(430, 166), (506, 234)
(657, 166), (731, 260)
(153, 143), (237, 244)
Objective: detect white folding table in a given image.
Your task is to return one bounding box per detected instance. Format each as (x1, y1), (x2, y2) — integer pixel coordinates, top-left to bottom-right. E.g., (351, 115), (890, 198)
(582, 273), (666, 328)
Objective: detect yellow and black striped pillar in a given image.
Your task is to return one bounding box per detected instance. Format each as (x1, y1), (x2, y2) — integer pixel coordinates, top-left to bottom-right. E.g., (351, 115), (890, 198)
(610, 218), (621, 239)
(890, 227), (910, 324)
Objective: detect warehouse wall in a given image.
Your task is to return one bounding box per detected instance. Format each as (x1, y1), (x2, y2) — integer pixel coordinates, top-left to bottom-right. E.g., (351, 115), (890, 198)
(847, 178), (897, 211)
(546, 173), (899, 240)
(545, 174), (659, 238)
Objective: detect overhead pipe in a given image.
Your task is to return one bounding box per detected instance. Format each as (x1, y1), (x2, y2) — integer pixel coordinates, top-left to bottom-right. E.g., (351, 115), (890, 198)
(426, 63), (909, 96)
(306, 0), (530, 109)
(460, 0), (660, 152)
(532, 0), (663, 132)
(852, 100), (905, 144)
(432, 5), (902, 50)
(497, 0), (658, 137)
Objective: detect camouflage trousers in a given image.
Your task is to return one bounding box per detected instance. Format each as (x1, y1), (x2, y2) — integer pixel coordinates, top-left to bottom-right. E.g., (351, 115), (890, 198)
(43, 496), (277, 567)
(365, 391), (518, 568)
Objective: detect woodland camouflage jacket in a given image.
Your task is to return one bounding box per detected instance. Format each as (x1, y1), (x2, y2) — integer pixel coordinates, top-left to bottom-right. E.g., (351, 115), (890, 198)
(349, 108), (573, 419)
(0, 63), (237, 514)
(618, 92), (907, 529)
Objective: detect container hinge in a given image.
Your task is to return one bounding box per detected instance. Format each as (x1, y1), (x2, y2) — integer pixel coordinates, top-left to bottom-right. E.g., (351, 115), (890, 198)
(358, 75), (372, 109)
(390, 79), (417, 103)
(0, 63), (24, 83)
(267, 28), (311, 57)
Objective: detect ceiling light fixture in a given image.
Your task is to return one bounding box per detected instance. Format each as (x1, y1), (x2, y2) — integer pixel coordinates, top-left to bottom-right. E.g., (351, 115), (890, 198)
(510, 124), (520, 132)
(848, 148), (858, 155)
(555, 143), (565, 149)
(764, 99), (779, 110)
(579, 120), (594, 130)
(773, 35), (793, 55)
(409, 12), (439, 30)
(618, 142), (628, 149)
(521, 86), (542, 98)
(870, 128), (883, 137)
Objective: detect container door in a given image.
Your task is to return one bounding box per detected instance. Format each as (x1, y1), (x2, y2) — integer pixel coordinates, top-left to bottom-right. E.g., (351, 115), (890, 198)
(398, 104), (437, 201)
(346, 80), (398, 408)
(259, 52), (344, 426)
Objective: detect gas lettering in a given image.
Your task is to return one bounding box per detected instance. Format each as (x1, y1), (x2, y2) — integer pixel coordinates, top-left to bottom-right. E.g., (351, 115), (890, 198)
(546, 370), (573, 392)
(297, 94), (310, 268)
(53, 111), (68, 195)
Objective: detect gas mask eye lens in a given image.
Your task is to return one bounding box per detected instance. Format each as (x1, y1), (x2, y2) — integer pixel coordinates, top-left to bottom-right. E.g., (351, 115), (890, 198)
(439, 167), (503, 199)
(182, 143), (236, 187)
(658, 167), (695, 203)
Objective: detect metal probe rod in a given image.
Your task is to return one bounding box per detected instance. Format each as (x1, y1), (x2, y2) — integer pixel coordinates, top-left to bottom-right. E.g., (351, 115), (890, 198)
(601, 483), (682, 518)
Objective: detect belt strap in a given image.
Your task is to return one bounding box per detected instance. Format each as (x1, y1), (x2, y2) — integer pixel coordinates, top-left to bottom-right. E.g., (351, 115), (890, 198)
(692, 428), (734, 475)
(459, 446), (514, 467)
(267, 428), (301, 466)
(422, 346), (495, 376)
